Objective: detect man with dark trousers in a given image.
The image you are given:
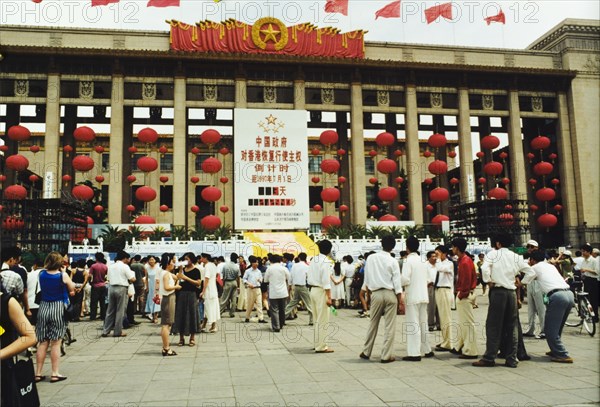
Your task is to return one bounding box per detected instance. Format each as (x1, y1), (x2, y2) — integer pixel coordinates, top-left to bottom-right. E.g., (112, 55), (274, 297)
(88, 252), (108, 320)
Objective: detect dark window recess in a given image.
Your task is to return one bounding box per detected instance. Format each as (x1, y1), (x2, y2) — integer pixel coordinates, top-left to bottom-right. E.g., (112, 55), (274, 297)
(247, 86), (263, 103)
(131, 185), (144, 209)
(277, 87), (294, 104)
(0, 79), (12, 97)
(362, 90), (378, 106)
(101, 185), (109, 207)
(442, 93), (458, 109)
(60, 81), (80, 98)
(309, 186), (323, 207)
(195, 186), (213, 219)
(160, 153), (173, 172)
(494, 95), (508, 111)
(195, 154), (211, 172)
(469, 94), (483, 110)
(93, 82), (111, 99)
(187, 84), (204, 101)
(218, 86), (235, 102)
(389, 91), (405, 107)
(160, 185), (173, 208)
(416, 92), (431, 108)
(155, 83), (174, 100)
(102, 154), (110, 172)
(308, 156), (323, 173)
(305, 88), (322, 104)
(518, 96), (532, 112)
(131, 153), (146, 171)
(365, 156), (375, 174)
(124, 83), (141, 100)
(335, 89), (351, 105)
(542, 97), (557, 113)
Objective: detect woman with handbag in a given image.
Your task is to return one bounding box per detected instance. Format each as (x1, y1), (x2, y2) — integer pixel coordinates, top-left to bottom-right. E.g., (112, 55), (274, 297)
(34, 252), (76, 383)
(158, 253), (181, 356)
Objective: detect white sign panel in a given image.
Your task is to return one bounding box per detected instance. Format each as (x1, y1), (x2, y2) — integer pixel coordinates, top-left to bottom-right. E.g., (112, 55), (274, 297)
(234, 109), (309, 230)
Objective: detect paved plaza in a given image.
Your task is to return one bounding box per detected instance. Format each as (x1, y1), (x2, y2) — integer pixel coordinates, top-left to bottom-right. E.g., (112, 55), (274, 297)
(37, 290), (599, 407)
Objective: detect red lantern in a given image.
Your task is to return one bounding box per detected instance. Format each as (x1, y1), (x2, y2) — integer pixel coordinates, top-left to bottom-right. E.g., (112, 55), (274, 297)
(320, 130), (339, 146)
(551, 178), (560, 186)
(483, 161), (503, 176)
(321, 187), (340, 203)
(312, 176), (320, 184)
(338, 176), (347, 184)
(369, 177), (378, 185)
(549, 153), (557, 161)
(501, 177), (510, 185)
(73, 126), (96, 143)
(128, 146), (138, 154)
(448, 151), (457, 158)
(219, 147), (230, 156)
(498, 213), (514, 226)
(127, 175), (136, 183)
(339, 204), (349, 212)
(428, 133), (447, 148)
(450, 177), (460, 186)
(220, 205), (229, 213)
(425, 204), (434, 212)
(393, 149), (403, 158)
(504, 204), (513, 210)
(311, 148), (321, 156)
(478, 177), (487, 185)
(533, 161), (553, 176)
(126, 204), (136, 212)
(530, 136), (551, 151)
(72, 155), (94, 172)
(488, 187), (508, 200)
(135, 186), (157, 202)
(431, 214), (450, 224)
(321, 215), (341, 229)
(429, 187), (450, 202)
(0, 175), (5, 182)
(529, 204), (539, 212)
(200, 215), (221, 231)
(191, 147), (201, 155)
(377, 159), (397, 174)
(201, 186), (222, 202)
(537, 213), (558, 228)
(159, 176), (169, 183)
(94, 145), (104, 154)
(29, 145), (40, 154)
(313, 204), (322, 212)
(476, 151), (485, 159)
(95, 175), (105, 183)
(536, 187), (556, 202)
(376, 132), (395, 147)
(190, 176), (200, 184)
(135, 215), (156, 224)
(337, 149), (346, 156)
(380, 214), (398, 221)
(63, 145), (73, 155)
(28, 175), (39, 183)
(321, 159), (340, 174)
(4, 185), (27, 200)
(428, 160), (448, 175)
(137, 156), (158, 173)
(200, 129), (221, 146)
(220, 177), (229, 184)
(369, 150), (378, 157)
(94, 205), (104, 213)
(481, 135), (500, 150)
(7, 125), (31, 141)
(423, 151), (432, 158)
(86, 216), (94, 225)
(158, 145), (168, 155)
(160, 205), (169, 212)
(5, 155), (30, 171)
(424, 178), (433, 185)
(499, 152), (508, 160)
(191, 205), (200, 213)
(526, 152), (535, 161)
(528, 178), (537, 187)
(0, 145), (8, 152)
(72, 185), (94, 200)
(553, 204), (563, 213)
(397, 204), (406, 212)
(369, 205), (379, 212)
(395, 177), (404, 184)
(378, 187), (398, 202)
(202, 157), (222, 174)
(62, 174), (72, 183)
(138, 128), (159, 144)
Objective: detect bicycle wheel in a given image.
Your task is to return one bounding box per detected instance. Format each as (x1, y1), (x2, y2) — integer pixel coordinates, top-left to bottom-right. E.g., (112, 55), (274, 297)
(565, 301), (581, 327)
(581, 298), (596, 337)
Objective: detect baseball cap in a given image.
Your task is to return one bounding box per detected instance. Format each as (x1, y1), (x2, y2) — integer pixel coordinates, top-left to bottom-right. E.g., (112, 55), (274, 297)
(526, 240), (539, 248)
(563, 250), (572, 257)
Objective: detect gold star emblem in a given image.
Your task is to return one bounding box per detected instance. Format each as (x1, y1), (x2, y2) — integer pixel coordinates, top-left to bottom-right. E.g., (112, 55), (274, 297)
(260, 24), (280, 43)
(266, 114), (277, 125)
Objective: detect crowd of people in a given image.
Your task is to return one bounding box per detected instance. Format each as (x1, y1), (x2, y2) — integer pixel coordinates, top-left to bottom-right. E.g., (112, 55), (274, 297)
(1, 235), (599, 403)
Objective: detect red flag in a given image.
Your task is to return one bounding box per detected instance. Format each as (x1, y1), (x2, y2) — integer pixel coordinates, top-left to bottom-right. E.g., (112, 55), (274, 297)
(484, 9), (506, 25)
(424, 2), (453, 24)
(325, 0), (348, 15)
(375, 0), (401, 19)
(147, 0), (180, 7)
(91, 0), (119, 6)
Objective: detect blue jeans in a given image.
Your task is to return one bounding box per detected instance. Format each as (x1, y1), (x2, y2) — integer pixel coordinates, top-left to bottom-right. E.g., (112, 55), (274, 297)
(198, 300), (204, 323)
(544, 290), (574, 358)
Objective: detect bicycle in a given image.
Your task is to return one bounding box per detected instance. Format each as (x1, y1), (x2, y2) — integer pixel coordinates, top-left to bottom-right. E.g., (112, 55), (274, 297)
(565, 280), (596, 337)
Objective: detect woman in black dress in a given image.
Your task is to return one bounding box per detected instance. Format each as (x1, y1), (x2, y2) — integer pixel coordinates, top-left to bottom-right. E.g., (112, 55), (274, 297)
(173, 252), (201, 347)
(70, 259), (88, 322)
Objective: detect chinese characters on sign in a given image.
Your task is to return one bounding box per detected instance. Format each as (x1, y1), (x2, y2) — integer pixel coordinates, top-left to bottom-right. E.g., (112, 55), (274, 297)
(234, 109), (309, 230)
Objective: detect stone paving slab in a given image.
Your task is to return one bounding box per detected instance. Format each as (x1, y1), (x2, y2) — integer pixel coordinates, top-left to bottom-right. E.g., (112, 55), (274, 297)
(36, 289), (599, 406)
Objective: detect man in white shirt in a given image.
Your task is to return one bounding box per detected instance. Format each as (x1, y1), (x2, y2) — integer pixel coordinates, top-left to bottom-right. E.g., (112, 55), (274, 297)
(401, 236), (434, 361)
(580, 244), (599, 321)
(341, 256), (356, 307)
(473, 233), (534, 368)
(523, 240), (546, 339)
(307, 240), (335, 353)
(264, 254), (291, 332)
(359, 236), (403, 363)
(243, 256), (267, 324)
(102, 251), (136, 338)
(285, 253), (313, 324)
(523, 250), (574, 363)
(434, 245), (455, 352)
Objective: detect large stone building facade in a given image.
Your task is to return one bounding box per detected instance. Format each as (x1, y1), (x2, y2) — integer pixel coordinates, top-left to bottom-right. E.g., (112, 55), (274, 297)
(1, 19), (598, 246)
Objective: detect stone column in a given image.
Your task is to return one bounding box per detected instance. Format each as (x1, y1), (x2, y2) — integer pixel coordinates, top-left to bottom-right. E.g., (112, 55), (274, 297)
(457, 88), (476, 203)
(108, 75), (125, 224)
(235, 77), (247, 109)
(556, 91), (579, 235)
(43, 73), (61, 198)
(507, 89), (527, 200)
(350, 82), (367, 225)
(405, 84), (423, 223)
(173, 77), (187, 227)
(294, 78), (305, 110)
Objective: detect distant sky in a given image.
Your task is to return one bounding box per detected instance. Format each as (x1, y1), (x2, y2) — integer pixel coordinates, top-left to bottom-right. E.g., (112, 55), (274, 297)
(1, 0), (599, 49)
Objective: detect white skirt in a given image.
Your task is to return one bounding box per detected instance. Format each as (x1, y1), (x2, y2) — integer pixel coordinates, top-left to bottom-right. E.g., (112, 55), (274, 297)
(204, 297), (221, 324)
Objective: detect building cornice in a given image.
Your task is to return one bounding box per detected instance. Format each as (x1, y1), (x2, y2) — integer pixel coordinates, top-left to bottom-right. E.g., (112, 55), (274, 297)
(528, 19), (600, 51)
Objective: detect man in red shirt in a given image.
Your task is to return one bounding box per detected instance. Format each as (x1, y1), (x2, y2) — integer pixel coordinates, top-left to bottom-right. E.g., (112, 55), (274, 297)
(451, 238), (479, 359)
(88, 252), (108, 320)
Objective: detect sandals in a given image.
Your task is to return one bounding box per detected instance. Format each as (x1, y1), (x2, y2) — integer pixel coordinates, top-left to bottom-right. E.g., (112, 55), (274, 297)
(177, 340), (185, 347)
(35, 375), (46, 383)
(162, 348), (177, 356)
(50, 376), (67, 383)
(189, 339), (196, 347)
